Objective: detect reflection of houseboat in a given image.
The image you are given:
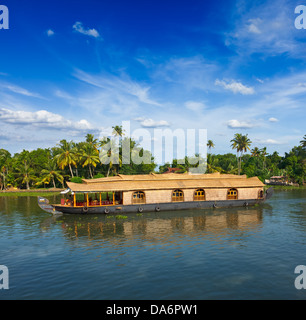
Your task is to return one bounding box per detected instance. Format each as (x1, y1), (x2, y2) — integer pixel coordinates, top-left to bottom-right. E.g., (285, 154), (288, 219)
(38, 172), (273, 215)
(54, 208), (264, 241)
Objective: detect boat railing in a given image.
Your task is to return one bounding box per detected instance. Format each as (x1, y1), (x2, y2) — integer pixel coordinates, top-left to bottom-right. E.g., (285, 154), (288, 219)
(60, 200), (125, 207)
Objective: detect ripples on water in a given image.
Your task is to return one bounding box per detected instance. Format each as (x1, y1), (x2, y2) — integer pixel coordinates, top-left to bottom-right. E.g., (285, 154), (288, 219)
(0, 189), (306, 300)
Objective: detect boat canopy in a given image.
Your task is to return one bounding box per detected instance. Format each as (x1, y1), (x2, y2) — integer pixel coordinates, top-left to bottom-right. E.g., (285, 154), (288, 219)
(65, 173), (265, 193)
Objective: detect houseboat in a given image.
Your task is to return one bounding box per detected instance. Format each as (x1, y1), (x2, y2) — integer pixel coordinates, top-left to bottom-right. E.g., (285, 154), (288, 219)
(38, 172), (273, 215)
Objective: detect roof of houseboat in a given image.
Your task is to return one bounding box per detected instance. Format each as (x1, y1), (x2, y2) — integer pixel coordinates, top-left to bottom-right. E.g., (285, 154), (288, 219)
(66, 172), (265, 193)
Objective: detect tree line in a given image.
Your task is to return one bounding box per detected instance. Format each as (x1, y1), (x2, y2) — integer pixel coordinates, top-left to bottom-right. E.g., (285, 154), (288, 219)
(0, 130), (305, 190)
(160, 134), (306, 185)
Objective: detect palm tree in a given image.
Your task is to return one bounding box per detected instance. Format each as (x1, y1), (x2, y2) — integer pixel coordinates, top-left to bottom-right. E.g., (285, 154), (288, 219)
(15, 162), (36, 190)
(112, 125), (124, 137)
(80, 144), (100, 178)
(0, 149), (11, 190)
(230, 133), (243, 175)
(206, 154), (224, 173)
(37, 160), (64, 188)
(230, 133), (252, 175)
(260, 147), (268, 169)
(54, 140), (77, 177)
(99, 138), (120, 177)
(251, 147), (261, 157)
(239, 134), (252, 172)
(300, 135), (306, 151)
(207, 140), (215, 154)
(85, 134), (98, 151)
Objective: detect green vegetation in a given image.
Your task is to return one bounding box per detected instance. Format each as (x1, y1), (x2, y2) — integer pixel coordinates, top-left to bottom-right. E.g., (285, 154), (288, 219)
(159, 134), (306, 185)
(0, 130), (305, 191)
(0, 127), (156, 191)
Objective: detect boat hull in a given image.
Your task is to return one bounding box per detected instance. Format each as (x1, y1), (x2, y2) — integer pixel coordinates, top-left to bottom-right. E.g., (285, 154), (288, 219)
(52, 198), (264, 214)
(41, 187), (273, 215)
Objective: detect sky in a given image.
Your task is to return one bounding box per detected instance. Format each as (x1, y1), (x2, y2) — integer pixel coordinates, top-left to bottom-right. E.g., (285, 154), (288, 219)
(0, 0), (305, 161)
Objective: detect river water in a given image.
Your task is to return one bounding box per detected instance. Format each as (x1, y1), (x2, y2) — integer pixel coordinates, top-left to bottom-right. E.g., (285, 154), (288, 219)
(0, 189), (305, 300)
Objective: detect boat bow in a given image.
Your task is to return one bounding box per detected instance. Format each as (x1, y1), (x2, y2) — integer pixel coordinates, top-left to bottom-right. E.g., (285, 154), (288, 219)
(38, 197), (62, 215)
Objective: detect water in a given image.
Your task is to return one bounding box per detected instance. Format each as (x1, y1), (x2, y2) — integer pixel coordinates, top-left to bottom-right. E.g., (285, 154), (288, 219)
(0, 189), (305, 300)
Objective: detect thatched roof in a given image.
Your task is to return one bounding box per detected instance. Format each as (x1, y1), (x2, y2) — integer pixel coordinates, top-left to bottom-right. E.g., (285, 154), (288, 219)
(66, 173), (264, 193)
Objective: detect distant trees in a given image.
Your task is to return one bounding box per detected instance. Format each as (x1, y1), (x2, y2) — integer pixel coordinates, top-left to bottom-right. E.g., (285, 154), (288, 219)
(0, 149), (11, 190)
(0, 131), (305, 190)
(300, 135), (306, 151)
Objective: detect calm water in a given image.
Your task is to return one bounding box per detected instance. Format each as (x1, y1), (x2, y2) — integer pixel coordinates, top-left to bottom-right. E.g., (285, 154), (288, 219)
(0, 189), (306, 300)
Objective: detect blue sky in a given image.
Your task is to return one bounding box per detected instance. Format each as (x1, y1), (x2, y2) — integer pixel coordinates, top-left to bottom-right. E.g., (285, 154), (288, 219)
(0, 0), (305, 159)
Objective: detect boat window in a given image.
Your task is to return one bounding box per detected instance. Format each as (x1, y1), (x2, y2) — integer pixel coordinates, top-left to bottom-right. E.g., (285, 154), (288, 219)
(194, 189), (205, 201)
(227, 188), (238, 200)
(258, 190), (264, 199)
(132, 191), (146, 204)
(172, 189), (184, 202)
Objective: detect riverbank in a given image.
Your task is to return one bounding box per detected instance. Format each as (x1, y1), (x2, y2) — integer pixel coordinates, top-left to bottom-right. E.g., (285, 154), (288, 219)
(0, 188), (63, 197)
(266, 185), (305, 191)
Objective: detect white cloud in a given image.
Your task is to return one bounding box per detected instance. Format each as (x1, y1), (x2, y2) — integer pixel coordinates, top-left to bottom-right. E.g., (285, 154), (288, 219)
(185, 101), (206, 112)
(215, 79), (255, 95)
(73, 69), (161, 107)
(248, 24), (261, 34)
(0, 108), (93, 131)
(227, 119), (257, 129)
(256, 78), (264, 83)
(133, 117), (145, 121)
(135, 117), (170, 128)
(0, 82), (42, 98)
(46, 29), (55, 37)
(269, 117), (278, 122)
(73, 22), (100, 38)
(255, 138), (283, 145)
(225, 0), (298, 56)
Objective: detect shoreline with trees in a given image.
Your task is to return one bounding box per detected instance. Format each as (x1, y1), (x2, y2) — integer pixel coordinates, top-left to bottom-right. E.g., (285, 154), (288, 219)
(0, 130), (305, 192)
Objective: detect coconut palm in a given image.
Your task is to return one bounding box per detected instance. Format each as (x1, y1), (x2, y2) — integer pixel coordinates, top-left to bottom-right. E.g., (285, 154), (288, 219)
(37, 160), (64, 188)
(80, 143), (100, 178)
(230, 133), (243, 175)
(54, 140), (77, 177)
(15, 162), (36, 190)
(300, 135), (306, 151)
(112, 125), (124, 137)
(260, 147), (268, 169)
(230, 133), (252, 175)
(99, 138), (121, 177)
(85, 134), (98, 151)
(251, 147), (261, 157)
(207, 140), (215, 154)
(239, 134), (252, 172)
(0, 149), (11, 190)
